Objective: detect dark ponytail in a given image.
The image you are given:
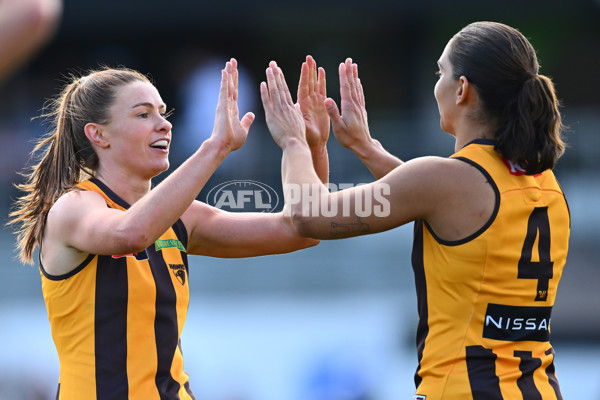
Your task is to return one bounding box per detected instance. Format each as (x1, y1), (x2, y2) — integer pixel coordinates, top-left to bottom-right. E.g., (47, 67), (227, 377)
(497, 74), (564, 174)
(449, 21), (565, 175)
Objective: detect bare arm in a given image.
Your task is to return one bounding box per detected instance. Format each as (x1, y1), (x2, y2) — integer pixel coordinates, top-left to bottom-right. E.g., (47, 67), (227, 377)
(0, 0), (62, 81)
(260, 61), (495, 241)
(326, 58), (403, 179)
(181, 202), (317, 257)
(177, 57), (326, 258)
(276, 139), (440, 239)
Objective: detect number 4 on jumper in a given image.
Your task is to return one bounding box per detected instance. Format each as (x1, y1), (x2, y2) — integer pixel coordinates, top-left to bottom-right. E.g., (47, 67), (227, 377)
(518, 207), (553, 301)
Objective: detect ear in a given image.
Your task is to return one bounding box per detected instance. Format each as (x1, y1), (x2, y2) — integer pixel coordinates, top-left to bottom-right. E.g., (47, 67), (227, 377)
(84, 123), (110, 148)
(456, 75), (471, 105)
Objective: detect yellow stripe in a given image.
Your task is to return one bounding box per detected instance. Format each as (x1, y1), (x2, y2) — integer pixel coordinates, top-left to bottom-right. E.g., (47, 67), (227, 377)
(42, 258), (99, 399)
(126, 257), (160, 399)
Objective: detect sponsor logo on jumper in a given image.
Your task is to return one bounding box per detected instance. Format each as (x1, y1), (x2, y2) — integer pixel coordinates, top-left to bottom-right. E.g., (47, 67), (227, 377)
(169, 263), (186, 285)
(112, 250), (148, 261)
(483, 303), (552, 342)
(207, 180), (279, 213)
(414, 395), (427, 400)
(155, 238), (186, 252)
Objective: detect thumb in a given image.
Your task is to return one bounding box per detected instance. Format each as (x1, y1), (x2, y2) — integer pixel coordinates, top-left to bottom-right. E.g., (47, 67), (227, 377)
(325, 98), (345, 129)
(240, 112), (255, 131)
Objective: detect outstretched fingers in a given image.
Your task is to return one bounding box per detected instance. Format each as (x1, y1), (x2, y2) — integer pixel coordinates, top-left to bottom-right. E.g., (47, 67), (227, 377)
(264, 61), (294, 110)
(338, 58), (365, 110)
(228, 58), (239, 103)
(276, 64), (295, 107)
(217, 67), (230, 111)
(229, 59), (254, 132)
(351, 63), (366, 106)
(261, 61), (307, 148)
(298, 61), (308, 99)
(263, 64), (280, 108)
(338, 61), (350, 103)
(317, 66), (326, 97)
(306, 55), (316, 93)
(259, 80), (270, 111)
(345, 58), (360, 100)
(225, 60), (235, 104)
(212, 58), (254, 152)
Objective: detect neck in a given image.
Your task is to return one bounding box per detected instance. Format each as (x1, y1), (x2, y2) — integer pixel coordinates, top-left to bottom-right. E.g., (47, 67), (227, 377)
(453, 122), (496, 153)
(93, 168), (152, 205)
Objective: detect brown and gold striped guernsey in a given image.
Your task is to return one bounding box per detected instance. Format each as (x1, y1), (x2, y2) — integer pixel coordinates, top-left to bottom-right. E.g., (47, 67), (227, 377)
(41, 178), (195, 400)
(411, 140), (569, 399)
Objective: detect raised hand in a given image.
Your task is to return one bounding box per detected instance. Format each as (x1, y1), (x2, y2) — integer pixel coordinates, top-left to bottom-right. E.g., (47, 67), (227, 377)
(326, 58), (402, 178)
(260, 61), (306, 149)
(325, 58), (372, 151)
(297, 55), (329, 148)
(211, 58), (255, 152)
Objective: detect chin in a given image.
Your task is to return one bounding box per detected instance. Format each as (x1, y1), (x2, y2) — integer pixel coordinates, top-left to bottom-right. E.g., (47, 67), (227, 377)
(149, 163), (170, 179)
(443, 130), (456, 138)
(439, 120), (448, 133)
(439, 120), (454, 136)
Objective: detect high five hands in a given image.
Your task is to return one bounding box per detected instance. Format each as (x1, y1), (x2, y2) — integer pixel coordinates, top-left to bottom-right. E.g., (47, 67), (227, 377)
(297, 56), (329, 149)
(325, 58), (372, 152)
(260, 60), (307, 149)
(261, 56), (371, 153)
(212, 58), (256, 153)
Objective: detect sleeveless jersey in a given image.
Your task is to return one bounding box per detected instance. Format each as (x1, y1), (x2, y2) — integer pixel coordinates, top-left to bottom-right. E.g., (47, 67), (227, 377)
(40, 178), (195, 400)
(411, 140), (570, 399)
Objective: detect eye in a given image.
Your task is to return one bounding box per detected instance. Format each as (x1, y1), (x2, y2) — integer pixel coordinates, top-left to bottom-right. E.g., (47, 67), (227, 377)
(137, 112), (149, 119)
(435, 71), (442, 77)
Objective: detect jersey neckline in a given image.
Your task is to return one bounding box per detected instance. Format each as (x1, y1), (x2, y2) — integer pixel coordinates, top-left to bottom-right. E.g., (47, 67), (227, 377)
(89, 177), (131, 210)
(462, 138), (496, 148)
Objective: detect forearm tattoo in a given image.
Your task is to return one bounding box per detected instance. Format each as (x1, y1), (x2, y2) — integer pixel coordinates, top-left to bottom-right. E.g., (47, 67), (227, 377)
(329, 217), (370, 237)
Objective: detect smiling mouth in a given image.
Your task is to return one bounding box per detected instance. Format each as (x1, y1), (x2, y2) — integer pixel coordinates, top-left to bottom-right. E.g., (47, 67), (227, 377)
(150, 140), (169, 150)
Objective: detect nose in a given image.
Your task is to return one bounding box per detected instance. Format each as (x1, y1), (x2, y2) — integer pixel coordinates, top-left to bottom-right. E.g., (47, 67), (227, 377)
(159, 116), (172, 132)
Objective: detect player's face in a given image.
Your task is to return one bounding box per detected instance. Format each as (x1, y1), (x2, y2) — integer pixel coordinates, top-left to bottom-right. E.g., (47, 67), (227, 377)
(102, 81), (173, 179)
(434, 41), (459, 136)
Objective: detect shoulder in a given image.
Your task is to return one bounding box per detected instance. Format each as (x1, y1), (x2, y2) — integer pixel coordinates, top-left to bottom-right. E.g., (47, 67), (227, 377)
(50, 189), (108, 216)
(382, 156), (496, 237)
(384, 156), (482, 193)
(42, 190), (108, 275)
(47, 189), (113, 236)
(395, 155), (473, 172)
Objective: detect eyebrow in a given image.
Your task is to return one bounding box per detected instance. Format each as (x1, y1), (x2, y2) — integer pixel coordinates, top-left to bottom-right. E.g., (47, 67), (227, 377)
(131, 102), (167, 111)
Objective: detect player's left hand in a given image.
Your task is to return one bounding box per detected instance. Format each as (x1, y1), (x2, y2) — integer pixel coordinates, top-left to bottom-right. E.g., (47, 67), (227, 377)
(297, 55), (329, 149)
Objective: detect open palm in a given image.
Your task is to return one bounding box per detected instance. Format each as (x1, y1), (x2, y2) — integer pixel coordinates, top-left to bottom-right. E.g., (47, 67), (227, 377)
(212, 58), (255, 152)
(297, 55), (329, 148)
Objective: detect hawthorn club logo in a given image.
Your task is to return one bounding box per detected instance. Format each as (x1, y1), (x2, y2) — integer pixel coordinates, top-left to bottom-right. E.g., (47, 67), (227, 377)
(169, 264), (186, 285)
